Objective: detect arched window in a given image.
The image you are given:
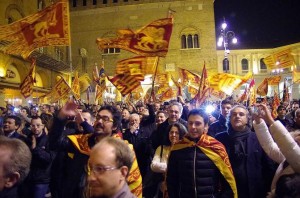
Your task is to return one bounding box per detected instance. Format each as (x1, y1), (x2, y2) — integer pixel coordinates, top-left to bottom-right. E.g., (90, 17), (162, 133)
(187, 35), (193, 48)
(241, 58), (249, 72)
(223, 58), (229, 73)
(181, 35), (186, 49)
(194, 34), (199, 48)
(260, 58), (267, 73)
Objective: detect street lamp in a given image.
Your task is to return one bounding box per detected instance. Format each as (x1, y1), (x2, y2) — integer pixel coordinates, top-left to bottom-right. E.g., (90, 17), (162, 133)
(217, 18), (237, 73)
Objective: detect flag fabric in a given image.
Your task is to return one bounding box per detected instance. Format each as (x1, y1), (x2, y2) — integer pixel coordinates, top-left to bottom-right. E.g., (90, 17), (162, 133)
(115, 56), (148, 81)
(237, 85), (248, 103)
(79, 73), (92, 93)
(256, 78), (269, 96)
(263, 49), (295, 70)
(48, 76), (71, 102)
(282, 80), (289, 103)
(0, 0), (70, 59)
(95, 84), (104, 102)
(109, 74), (141, 96)
(159, 87), (177, 101)
(171, 75), (183, 96)
(267, 76), (281, 85)
(96, 18), (173, 57)
(194, 64), (211, 106)
(271, 91), (281, 119)
(155, 73), (169, 86)
(92, 64), (100, 84)
(179, 68), (201, 86)
(20, 60), (36, 98)
(248, 79), (256, 106)
(293, 70), (300, 83)
(208, 72), (252, 96)
(71, 71), (80, 100)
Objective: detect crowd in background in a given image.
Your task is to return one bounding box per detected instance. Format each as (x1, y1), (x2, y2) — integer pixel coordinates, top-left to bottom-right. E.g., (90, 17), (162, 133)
(0, 96), (300, 198)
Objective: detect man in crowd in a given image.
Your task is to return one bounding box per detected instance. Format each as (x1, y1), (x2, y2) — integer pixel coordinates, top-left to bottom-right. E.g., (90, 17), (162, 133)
(216, 105), (276, 198)
(275, 105), (291, 127)
(208, 98), (234, 137)
(151, 101), (187, 150)
(0, 136), (32, 197)
(87, 137), (136, 198)
(167, 109), (237, 198)
(49, 101), (142, 198)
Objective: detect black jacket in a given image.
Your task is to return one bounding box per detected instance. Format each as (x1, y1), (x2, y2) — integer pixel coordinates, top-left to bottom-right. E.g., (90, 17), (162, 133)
(167, 137), (233, 198)
(208, 114), (227, 137)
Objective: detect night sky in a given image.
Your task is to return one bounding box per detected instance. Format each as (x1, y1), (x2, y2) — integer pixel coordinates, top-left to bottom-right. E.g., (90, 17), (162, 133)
(214, 0), (300, 49)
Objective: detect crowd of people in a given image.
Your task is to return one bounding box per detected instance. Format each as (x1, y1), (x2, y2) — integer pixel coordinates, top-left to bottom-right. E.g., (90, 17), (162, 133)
(0, 96), (300, 198)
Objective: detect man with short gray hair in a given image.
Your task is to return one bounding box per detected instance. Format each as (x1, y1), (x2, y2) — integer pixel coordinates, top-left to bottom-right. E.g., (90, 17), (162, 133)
(0, 136), (32, 197)
(86, 137), (136, 198)
(151, 101), (187, 150)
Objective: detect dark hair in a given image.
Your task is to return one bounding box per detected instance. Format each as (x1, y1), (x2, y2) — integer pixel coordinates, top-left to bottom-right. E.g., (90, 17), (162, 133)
(277, 105), (286, 112)
(187, 109), (209, 125)
(275, 173), (300, 198)
(165, 123), (187, 146)
(4, 115), (22, 128)
(21, 107), (30, 115)
(98, 105), (122, 132)
(156, 110), (168, 118)
(221, 98), (234, 106)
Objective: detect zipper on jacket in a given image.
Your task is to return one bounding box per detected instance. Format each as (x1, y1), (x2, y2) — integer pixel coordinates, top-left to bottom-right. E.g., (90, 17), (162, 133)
(193, 146), (197, 198)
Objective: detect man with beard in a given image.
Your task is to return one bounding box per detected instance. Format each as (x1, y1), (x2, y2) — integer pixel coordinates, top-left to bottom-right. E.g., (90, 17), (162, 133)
(49, 101), (142, 198)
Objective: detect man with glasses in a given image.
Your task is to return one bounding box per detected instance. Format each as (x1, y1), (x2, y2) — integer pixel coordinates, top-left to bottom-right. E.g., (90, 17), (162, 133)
(86, 137), (136, 198)
(20, 116), (54, 198)
(49, 101), (142, 198)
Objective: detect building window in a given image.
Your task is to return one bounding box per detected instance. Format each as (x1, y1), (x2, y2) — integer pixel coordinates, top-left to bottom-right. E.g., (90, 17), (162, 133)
(113, 0), (118, 3)
(103, 48), (120, 54)
(241, 58), (249, 72)
(83, 0), (87, 6)
(124, 0), (128, 2)
(181, 33), (200, 49)
(73, 0), (77, 7)
(103, 0), (107, 4)
(260, 58), (267, 73)
(93, 0), (97, 5)
(223, 58), (229, 73)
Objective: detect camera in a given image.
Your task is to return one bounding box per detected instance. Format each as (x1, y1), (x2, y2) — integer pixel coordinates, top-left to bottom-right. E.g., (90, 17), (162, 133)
(250, 106), (260, 115)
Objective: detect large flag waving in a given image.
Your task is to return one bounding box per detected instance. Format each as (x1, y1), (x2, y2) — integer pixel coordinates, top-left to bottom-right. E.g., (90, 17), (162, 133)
(109, 74), (141, 96)
(271, 91), (281, 119)
(263, 49), (295, 70)
(96, 18), (173, 57)
(0, 0), (70, 59)
(267, 76), (281, 85)
(293, 70), (300, 83)
(20, 60), (36, 98)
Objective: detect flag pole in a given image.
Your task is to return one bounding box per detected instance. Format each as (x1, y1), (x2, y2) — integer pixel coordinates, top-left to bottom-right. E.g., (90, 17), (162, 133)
(150, 57), (159, 101)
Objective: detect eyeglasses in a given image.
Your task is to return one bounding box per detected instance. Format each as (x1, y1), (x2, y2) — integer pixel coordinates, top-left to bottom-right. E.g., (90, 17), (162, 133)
(96, 115), (114, 122)
(31, 124), (43, 128)
(86, 165), (120, 176)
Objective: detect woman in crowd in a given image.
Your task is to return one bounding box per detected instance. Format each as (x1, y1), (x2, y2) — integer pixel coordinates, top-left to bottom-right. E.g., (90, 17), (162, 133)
(252, 103), (300, 197)
(149, 123), (187, 198)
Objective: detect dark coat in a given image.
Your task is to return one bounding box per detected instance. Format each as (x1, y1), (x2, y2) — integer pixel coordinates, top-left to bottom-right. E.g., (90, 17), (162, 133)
(216, 129), (276, 198)
(167, 137), (233, 198)
(123, 124), (154, 178)
(208, 114), (227, 137)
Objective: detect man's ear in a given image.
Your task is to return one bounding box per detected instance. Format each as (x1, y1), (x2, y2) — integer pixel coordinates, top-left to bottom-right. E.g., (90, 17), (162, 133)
(120, 166), (129, 180)
(4, 172), (20, 188)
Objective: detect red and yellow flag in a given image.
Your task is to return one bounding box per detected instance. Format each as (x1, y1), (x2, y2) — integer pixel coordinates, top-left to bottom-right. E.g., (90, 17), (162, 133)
(194, 64), (211, 106)
(71, 71), (80, 100)
(109, 74), (141, 96)
(96, 18), (173, 57)
(115, 56), (148, 81)
(282, 80), (289, 103)
(208, 72), (252, 96)
(256, 78), (269, 96)
(293, 70), (300, 83)
(271, 90), (281, 119)
(263, 49), (295, 70)
(267, 76), (281, 85)
(48, 76), (71, 102)
(20, 60), (36, 98)
(0, 0), (70, 59)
